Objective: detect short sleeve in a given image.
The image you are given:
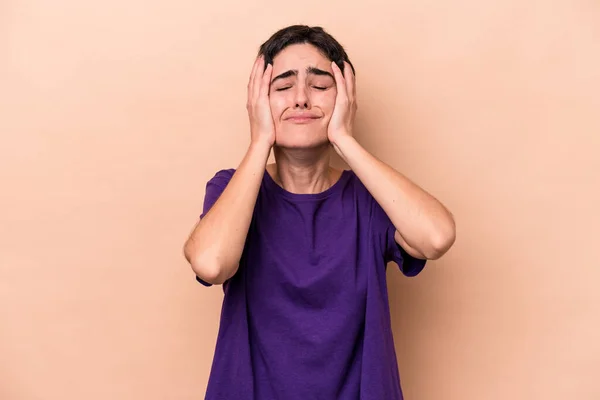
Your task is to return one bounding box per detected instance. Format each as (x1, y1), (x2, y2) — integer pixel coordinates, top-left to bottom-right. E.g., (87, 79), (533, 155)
(374, 201), (427, 277)
(195, 168), (236, 286)
(200, 168), (236, 219)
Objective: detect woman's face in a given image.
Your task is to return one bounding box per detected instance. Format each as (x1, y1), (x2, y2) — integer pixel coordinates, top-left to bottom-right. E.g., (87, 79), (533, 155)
(268, 43), (338, 149)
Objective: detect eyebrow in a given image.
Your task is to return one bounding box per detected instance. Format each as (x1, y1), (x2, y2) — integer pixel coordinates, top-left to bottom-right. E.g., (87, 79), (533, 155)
(270, 66), (334, 84)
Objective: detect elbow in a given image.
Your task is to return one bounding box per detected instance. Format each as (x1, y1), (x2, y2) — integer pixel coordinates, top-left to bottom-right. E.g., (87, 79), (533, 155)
(189, 255), (228, 285)
(183, 242), (232, 285)
(428, 216), (456, 260)
(190, 253), (227, 285)
(193, 263), (226, 285)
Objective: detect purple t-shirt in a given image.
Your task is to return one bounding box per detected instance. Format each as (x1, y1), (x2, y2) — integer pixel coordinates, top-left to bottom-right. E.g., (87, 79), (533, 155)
(196, 168), (426, 399)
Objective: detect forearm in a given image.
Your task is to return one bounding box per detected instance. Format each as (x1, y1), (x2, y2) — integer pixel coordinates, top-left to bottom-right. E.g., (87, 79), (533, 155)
(332, 135), (455, 259)
(184, 141), (271, 283)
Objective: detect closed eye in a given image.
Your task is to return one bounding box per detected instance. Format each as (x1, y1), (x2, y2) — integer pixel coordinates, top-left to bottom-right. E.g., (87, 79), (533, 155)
(275, 85), (329, 91)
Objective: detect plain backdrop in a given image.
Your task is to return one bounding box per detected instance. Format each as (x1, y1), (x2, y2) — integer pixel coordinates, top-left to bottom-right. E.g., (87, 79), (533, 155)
(1, 0), (599, 399)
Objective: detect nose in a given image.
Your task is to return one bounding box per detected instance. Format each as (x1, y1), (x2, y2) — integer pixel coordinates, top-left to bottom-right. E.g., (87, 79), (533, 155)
(293, 84), (311, 110)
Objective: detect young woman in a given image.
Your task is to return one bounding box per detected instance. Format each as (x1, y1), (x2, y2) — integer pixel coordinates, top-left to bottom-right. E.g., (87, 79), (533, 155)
(184, 25), (456, 400)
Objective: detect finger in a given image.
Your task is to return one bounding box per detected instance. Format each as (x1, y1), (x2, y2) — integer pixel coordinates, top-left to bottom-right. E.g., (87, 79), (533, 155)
(343, 61), (356, 103)
(248, 56), (261, 91)
(249, 56), (260, 86)
(252, 56), (266, 102)
(248, 56), (261, 105)
(331, 61), (348, 102)
(259, 63), (273, 98)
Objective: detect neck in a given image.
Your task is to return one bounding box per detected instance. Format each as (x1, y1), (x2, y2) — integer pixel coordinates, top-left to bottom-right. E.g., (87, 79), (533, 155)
(269, 145), (339, 194)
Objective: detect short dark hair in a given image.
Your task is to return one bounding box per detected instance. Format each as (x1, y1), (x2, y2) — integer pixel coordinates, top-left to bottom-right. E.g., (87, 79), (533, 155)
(258, 25), (355, 76)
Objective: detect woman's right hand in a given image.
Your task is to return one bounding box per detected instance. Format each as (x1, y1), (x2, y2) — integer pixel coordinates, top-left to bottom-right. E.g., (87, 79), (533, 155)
(247, 55), (275, 148)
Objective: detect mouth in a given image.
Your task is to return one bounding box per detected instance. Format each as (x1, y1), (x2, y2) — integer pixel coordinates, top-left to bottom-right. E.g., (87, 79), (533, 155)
(285, 115), (321, 124)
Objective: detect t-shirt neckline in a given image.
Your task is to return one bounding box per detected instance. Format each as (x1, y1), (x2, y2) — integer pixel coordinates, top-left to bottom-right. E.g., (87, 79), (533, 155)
(263, 169), (351, 200)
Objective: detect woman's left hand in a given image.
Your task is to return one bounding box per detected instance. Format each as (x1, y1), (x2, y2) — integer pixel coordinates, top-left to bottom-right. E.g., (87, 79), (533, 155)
(328, 61), (357, 145)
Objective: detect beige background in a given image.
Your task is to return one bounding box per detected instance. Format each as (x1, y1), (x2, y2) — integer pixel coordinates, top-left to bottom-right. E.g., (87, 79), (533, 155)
(2, 0), (599, 399)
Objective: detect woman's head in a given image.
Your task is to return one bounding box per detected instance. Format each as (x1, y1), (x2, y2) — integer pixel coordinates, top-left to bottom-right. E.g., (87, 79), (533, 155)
(257, 26), (354, 149)
(258, 25), (355, 76)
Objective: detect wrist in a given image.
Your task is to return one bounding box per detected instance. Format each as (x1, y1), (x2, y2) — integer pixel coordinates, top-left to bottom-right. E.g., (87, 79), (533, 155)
(330, 130), (354, 144)
(249, 139), (273, 156)
(330, 133), (356, 159)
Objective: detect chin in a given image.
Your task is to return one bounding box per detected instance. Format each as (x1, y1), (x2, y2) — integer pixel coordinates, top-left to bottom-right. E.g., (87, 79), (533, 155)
(274, 127), (329, 150)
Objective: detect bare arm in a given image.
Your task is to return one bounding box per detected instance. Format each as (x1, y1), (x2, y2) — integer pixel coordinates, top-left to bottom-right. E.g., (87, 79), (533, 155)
(183, 142), (270, 284)
(333, 135), (455, 260)
(183, 56), (275, 284)
(328, 61), (456, 260)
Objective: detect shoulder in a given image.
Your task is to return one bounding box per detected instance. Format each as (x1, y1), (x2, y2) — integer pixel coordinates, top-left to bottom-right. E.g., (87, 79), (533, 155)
(344, 170), (390, 224)
(206, 168), (236, 186)
(212, 168), (236, 180)
(344, 169), (374, 202)
(201, 168), (237, 218)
